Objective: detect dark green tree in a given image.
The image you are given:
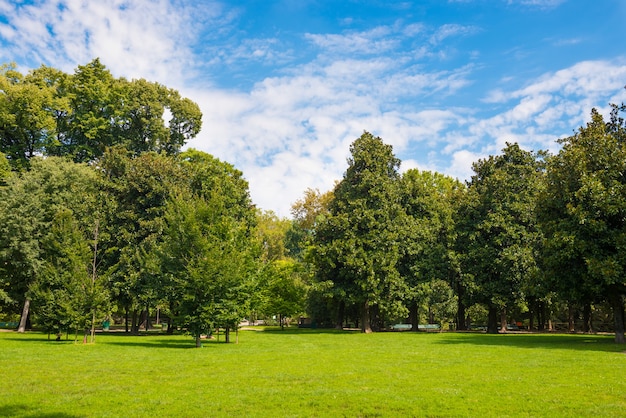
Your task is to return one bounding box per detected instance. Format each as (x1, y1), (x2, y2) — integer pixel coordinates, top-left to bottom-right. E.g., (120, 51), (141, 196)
(311, 132), (406, 333)
(458, 143), (544, 333)
(539, 107), (626, 343)
(399, 170), (463, 330)
(0, 157), (103, 332)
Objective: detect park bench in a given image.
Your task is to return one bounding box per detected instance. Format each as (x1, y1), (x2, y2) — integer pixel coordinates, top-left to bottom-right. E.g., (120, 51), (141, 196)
(0, 321), (18, 328)
(391, 324), (441, 331)
(391, 324), (412, 331)
(418, 324), (441, 331)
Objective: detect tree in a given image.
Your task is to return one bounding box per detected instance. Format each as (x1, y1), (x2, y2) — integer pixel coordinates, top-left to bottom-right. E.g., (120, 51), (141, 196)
(398, 170), (463, 330)
(100, 148), (186, 334)
(0, 59), (202, 165)
(458, 143), (544, 333)
(0, 157), (103, 332)
(288, 188), (333, 261)
(311, 132), (406, 333)
(539, 107), (626, 343)
(259, 259), (307, 329)
(0, 63), (57, 169)
(29, 209), (108, 341)
(160, 190), (256, 347)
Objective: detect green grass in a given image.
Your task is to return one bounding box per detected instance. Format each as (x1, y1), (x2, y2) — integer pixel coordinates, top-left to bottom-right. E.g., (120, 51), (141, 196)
(1, 329), (625, 417)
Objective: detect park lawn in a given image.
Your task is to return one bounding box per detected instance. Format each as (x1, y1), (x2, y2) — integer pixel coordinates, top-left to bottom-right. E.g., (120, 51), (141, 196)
(0, 329), (625, 417)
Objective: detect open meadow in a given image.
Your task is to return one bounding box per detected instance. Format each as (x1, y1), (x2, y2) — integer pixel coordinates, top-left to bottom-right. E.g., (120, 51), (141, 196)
(0, 329), (625, 417)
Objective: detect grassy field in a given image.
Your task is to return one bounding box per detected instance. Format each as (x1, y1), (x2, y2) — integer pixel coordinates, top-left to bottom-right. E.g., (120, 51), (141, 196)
(0, 328), (625, 417)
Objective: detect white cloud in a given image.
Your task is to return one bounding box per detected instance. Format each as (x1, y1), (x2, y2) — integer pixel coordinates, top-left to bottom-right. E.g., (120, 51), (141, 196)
(0, 0), (225, 86)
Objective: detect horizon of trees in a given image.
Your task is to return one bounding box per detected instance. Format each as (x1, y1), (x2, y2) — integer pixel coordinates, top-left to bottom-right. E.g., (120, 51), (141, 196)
(0, 59), (624, 345)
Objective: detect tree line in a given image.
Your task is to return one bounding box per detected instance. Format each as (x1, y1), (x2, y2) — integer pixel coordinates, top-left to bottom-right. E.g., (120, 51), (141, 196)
(304, 107), (626, 344)
(0, 59), (624, 345)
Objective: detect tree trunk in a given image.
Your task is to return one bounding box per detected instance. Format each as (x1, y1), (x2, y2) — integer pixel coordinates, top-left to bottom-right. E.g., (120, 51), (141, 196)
(361, 300), (372, 333)
(487, 305), (498, 334)
(583, 303), (592, 333)
(537, 302), (545, 331)
(409, 301), (418, 332)
(90, 308), (96, 343)
(195, 335), (202, 348)
(17, 299), (31, 333)
(167, 317), (174, 335)
(131, 309), (139, 335)
(336, 300), (345, 330)
(609, 291), (625, 344)
(456, 298), (467, 331)
(500, 307), (508, 333)
(125, 305), (130, 333)
(567, 304), (575, 333)
(144, 305), (150, 331)
(225, 326), (231, 343)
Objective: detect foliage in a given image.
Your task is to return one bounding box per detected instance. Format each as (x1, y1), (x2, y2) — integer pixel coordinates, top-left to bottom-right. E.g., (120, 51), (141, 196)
(539, 107), (626, 343)
(311, 132), (406, 332)
(457, 143), (544, 333)
(0, 59), (202, 165)
(398, 169), (464, 328)
(0, 157), (105, 330)
(159, 191), (255, 346)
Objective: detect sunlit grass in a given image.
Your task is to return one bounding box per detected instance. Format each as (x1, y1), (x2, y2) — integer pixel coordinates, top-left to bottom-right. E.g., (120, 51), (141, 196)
(0, 329), (625, 417)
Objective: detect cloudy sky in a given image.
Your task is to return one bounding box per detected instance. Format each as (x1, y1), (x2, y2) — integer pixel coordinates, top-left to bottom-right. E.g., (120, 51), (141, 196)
(1, 0), (626, 217)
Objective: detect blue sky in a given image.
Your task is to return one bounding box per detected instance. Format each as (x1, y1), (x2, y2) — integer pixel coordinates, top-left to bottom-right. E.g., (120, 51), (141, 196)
(1, 0), (626, 217)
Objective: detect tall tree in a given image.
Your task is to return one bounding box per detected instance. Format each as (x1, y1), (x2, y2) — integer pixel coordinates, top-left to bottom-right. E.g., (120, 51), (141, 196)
(0, 157), (102, 331)
(539, 107), (626, 343)
(458, 143), (544, 333)
(0, 63), (57, 169)
(159, 190), (256, 346)
(311, 132), (406, 333)
(399, 170), (463, 330)
(99, 148), (185, 333)
(0, 59), (202, 164)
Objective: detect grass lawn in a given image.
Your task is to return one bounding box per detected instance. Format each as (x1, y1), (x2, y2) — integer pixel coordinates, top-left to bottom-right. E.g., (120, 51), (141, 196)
(0, 329), (625, 417)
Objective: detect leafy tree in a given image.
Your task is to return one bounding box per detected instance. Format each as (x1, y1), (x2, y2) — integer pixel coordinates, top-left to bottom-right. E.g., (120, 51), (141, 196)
(0, 151), (10, 184)
(0, 157), (102, 332)
(0, 63), (57, 169)
(0, 59), (202, 164)
(399, 170), (464, 330)
(259, 259), (307, 328)
(311, 132), (406, 332)
(288, 187), (333, 260)
(159, 190), (256, 347)
(458, 143), (544, 333)
(29, 209), (108, 341)
(99, 148), (186, 333)
(539, 107), (626, 343)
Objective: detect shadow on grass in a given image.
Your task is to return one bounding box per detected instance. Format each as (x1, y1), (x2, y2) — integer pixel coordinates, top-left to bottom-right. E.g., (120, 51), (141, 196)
(0, 404), (81, 417)
(435, 332), (622, 353)
(244, 326), (361, 335)
(1, 332), (201, 349)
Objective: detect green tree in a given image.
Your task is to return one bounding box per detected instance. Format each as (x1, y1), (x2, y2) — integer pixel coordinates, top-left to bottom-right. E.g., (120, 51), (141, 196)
(458, 143), (544, 333)
(0, 59), (202, 164)
(29, 209), (108, 341)
(0, 63), (57, 169)
(0, 157), (102, 332)
(399, 170), (463, 330)
(539, 107), (626, 343)
(160, 190), (256, 347)
(100, 148), (185, 333)
(259, 259), (308, 329)
(311, 132), (406, 333)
